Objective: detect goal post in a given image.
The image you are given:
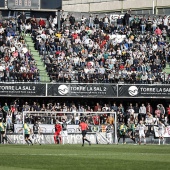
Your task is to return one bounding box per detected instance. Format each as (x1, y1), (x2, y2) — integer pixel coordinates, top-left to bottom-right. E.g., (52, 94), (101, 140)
(16, 111), (118, 145)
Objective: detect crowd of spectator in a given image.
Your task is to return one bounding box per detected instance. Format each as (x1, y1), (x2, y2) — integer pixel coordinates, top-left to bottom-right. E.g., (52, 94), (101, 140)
(0, 11), (170, 83)
(1, 98), (170, 131)
(29, 11), (170, 84)
(0, 12), (40, 82)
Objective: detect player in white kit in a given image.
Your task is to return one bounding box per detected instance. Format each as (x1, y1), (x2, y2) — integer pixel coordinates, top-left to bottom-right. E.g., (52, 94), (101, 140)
(158, 121), (166, 145)
(59, 119), (71, 144)
(137, 121), (147, 145)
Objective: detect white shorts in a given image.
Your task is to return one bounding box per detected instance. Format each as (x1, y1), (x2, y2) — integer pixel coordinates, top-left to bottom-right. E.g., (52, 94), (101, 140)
(62, 131), (68, 137)
(158, 131), (164, 138)
(139, 132), (145, 138)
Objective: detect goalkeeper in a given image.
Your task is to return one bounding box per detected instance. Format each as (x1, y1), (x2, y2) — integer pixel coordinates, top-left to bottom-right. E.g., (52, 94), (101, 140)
(54, 120), (62, 144)
(117, 122), (127, 144)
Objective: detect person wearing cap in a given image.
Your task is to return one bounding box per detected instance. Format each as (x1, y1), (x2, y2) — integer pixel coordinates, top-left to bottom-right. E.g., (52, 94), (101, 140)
(79, 119), (91, 146)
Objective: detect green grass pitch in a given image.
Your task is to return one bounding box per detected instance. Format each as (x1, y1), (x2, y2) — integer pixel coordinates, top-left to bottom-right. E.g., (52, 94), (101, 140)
(0, 144), (170, 170)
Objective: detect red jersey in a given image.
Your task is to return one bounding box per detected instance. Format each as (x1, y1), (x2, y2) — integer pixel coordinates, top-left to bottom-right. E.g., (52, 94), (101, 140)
(79, 122), (88, 131)
(93, 116), (100, 125)
(39, 19), (46, 27)
(167, 107), (170, 115)
(55, 124), (62, 133)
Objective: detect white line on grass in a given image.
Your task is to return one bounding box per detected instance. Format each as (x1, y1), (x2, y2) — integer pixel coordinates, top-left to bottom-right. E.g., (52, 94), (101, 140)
(3, 153), (170, 156)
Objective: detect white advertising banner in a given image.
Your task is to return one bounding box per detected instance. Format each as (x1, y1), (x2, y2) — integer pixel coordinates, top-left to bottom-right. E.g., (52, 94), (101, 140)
(7, 133), (113, 145)
(154, 126), (170, 137)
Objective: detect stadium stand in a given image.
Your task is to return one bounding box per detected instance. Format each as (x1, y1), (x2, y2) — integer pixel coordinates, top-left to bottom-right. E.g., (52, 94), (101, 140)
(29, 13), (170, 84)
(0, 16), (40, 82)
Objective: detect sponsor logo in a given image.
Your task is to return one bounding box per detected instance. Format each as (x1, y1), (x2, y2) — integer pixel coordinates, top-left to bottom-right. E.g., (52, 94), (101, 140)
(58, 85), (69, 95)
(128, 86), (138, 96)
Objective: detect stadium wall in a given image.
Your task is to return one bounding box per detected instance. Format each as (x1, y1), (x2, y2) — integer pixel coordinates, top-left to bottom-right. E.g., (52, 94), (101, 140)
(62, 0), (170, 13)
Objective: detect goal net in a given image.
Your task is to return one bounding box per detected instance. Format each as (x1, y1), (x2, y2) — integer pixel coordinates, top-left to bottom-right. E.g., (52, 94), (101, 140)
(10, 111), (117, 145)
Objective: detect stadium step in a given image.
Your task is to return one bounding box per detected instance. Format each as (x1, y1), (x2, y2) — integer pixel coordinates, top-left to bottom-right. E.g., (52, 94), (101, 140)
(25, 35), (50, 83)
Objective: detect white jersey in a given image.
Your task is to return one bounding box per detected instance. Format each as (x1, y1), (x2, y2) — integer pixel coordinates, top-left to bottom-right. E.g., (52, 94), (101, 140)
(137, 124), (146, 138)
(138, 124), (146, 133)
(158, 124), (165, 131)
(158, 124), (165, 137)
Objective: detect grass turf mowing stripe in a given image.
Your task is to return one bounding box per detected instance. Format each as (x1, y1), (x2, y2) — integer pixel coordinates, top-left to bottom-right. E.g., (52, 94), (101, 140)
(0, 145), (170, 170)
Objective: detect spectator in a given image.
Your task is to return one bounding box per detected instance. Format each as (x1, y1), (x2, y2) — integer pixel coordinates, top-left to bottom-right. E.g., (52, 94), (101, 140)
(155, 26), (162, 35)
(39, 18), (46, 28)
(139, 103), (146, 121)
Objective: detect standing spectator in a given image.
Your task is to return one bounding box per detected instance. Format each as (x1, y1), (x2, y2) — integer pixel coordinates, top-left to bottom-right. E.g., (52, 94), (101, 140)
(163, 15), (168, 30)
(140, 17), (146, 34)
(106, 115), (114, 125)
(81, 15), (86, 25)
(69, 14), (75, 26)
(118, 103), (124, 114)
(117, 16), (123, 29)
(2, 103), (9, 121)
(118, 112), (124, 124)
(103, 14), (110, 28)
(94, 15), (100, 29)
(0, 107), (3, 120)
(146, 103), (153, 115)
(6, 113), (12, 130)
(39, 18), (46, 28)
(166, 104), (170, 124)
(159, 104), (165, 116)
(92, 114), (100, 125)
(88, 15), (94, 28)
(19, 12), (26, 24)
(124, 11), (131, 26)
(111, 102), (118, 112)
(152, 17), (157, 32)
(155, 106), (161, 118)
(139, 103), (146, 121)
(94, 103), (101, 112)
(53, 15), (58, 28)
(134, 103), (139, 118)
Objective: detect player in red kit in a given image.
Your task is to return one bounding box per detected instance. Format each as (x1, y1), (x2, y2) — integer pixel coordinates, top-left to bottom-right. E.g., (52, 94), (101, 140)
(79, 119), (91, 146)
(54, 121), (62, 144)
